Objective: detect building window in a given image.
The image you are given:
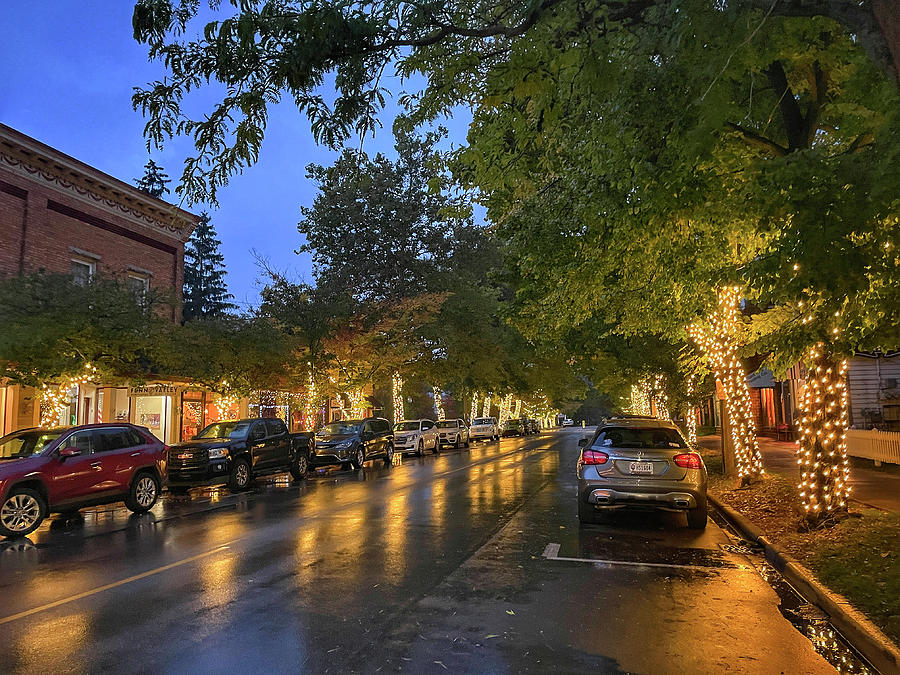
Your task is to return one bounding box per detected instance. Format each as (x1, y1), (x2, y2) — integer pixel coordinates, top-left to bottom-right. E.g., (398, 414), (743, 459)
(71, 259), (95, 286)
(126, 274), (149, 301)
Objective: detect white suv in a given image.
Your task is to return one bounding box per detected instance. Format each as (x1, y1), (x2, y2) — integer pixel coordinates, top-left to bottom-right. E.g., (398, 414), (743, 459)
(392, 419), (439, 456)
(469, 416), (499, 442)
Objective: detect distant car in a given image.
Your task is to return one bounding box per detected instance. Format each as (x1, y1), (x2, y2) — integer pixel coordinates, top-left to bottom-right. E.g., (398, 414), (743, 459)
(0, 423), (166, 538)
(562, 418), (575, 427)
(576, 418), (708, 529)
(167, 418), (314, 491)
(526, 419), (540, 434)
(469, 417), (499, 442)
(313, 417), (394, 470)
(435, 419), (470, 450)
(501, 418), (526, 437)
(393, 419), (438, 456)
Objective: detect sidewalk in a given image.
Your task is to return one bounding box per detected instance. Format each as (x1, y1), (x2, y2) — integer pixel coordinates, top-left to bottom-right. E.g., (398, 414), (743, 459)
(697, 435), (900, 512)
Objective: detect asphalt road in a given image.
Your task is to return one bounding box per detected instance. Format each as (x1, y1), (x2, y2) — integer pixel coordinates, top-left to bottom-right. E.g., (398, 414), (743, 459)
(0, 428), (842, 674)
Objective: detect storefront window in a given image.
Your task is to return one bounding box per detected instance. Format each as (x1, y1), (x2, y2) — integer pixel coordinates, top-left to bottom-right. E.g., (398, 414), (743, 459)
(134, 396), (170, 442)
(181, 391), (204, 440)
(206, 394), (240, 425)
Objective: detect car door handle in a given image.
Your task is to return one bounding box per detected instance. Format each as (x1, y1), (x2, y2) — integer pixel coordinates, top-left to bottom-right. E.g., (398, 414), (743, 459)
(130, 452), (141, 457)
(90, 462), (102, 471)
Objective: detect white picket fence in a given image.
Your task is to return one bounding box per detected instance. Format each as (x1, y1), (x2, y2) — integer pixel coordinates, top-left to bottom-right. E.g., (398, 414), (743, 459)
(846, 429), (900, 465)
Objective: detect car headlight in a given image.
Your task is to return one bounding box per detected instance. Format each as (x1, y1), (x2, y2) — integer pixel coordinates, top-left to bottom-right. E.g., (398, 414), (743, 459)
(208, 448), (229, 459)
(336, 439), (354, 449)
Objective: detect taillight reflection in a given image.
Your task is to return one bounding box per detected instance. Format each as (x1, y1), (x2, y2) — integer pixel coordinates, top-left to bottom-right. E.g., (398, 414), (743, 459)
(673, 453), (702, 469)
(581, 450), (609, 465)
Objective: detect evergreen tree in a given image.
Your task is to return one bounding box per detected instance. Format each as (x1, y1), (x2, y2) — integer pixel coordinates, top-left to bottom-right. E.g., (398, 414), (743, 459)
(183, 213), (235, 321)
(134, 159), (171, 198)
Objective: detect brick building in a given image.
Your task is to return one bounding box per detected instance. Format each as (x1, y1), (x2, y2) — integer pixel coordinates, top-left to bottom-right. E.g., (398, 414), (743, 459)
(0, 122), (201, 439)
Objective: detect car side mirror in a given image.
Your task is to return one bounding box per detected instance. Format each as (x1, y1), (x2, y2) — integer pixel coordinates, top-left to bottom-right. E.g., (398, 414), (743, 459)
(58, 447), (81, 458)
(577, 438), (588, 447)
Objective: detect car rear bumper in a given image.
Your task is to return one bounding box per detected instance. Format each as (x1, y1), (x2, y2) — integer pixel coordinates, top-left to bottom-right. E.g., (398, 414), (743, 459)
(579, 481), (705, 511)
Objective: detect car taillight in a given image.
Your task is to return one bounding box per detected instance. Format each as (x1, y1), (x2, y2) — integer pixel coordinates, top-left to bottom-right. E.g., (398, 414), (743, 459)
(581, 450), (609, 465)
(674, 453), (702, 469)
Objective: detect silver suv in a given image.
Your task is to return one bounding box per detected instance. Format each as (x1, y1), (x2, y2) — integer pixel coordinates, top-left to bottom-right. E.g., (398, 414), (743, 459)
(576, 418), (708, 529)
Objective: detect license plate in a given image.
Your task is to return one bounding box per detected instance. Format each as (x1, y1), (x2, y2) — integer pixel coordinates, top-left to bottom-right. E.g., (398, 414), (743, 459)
(178, 453), (192, 459)
(629, 462), (653, 475)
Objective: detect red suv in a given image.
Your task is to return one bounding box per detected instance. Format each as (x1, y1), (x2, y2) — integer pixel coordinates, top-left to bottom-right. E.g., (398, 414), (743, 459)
(0, 423), (166, 538)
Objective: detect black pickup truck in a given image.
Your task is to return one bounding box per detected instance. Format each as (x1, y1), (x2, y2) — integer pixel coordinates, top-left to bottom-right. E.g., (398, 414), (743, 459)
(167, 418), (315, 491)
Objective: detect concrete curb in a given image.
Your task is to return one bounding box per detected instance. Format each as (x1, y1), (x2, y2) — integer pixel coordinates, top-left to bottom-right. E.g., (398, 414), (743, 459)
(709, 493), (900, 675)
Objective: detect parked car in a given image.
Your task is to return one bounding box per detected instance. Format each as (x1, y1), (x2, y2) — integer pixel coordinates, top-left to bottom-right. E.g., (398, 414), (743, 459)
(167, 418), (314, 492)
(313, 418), (394, 470)
(0, 423), (166, 538)
(393, 419), (438, 456)
(501, 418), (526, 437)
(526, 419), (540, 434)
(562, 418), (575, 427)
(469, 416), (499, 442)
(576, 418), (708, 529)
(435, 419), (470, 450)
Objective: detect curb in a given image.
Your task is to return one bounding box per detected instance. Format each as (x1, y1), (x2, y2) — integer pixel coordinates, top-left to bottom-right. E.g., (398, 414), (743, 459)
(709, 493), (900, 675)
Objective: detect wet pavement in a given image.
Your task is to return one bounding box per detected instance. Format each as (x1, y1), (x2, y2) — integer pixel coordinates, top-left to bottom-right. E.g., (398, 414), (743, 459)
(0, 429), (866, 673)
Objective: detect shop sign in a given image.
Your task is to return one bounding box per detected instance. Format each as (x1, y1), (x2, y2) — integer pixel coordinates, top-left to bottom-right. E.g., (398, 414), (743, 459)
(129, 384), (180, 397)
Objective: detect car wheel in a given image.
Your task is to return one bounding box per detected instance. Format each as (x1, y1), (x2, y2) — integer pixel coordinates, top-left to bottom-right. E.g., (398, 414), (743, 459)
(0, 487), (46, 538)
(125, 472), (160, 513)
(228, 458), (252, 491)
(687, 496), (708, 530)
(454, 434), (461, 449)
(350, 447), (365, 471)
(417, 439), (425, 457)
(290, 453), (309, 481)
(578, 500), (600, 526)
(384, 443), (395, 466)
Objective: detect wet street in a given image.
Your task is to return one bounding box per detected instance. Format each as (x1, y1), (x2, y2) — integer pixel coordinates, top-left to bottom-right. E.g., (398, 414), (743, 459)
(0, 429), (850, 673)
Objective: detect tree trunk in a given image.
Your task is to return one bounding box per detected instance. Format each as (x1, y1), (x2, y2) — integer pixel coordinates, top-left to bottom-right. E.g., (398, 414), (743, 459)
(796, 343), (851, 526)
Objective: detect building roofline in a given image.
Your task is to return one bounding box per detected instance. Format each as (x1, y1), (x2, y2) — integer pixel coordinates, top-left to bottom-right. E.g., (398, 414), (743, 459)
(0, 122), (200, 240)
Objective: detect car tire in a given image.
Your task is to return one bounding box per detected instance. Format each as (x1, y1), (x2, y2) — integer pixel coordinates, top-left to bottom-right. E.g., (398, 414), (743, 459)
(350, 447), (365, 471)
(454, 434), (461, 449)
(290, 453), (309, 481)
(228, 458), (252, 491)
(0, 487), (46, 538)
(687, 496), (708, 530)
(125, 472), (160, 513)
(384, 444), (395, 466)
(417, 439), (425, 457)
(578, 500), (600, 526)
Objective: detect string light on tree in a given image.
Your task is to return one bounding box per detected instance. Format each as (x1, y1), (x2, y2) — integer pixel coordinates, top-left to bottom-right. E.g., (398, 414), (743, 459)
(482, 392), (492, 418)
(796, 344), (851, 522)
(392, 372), (405, 423)
(498, 393), (513, 427)
(629, 381), (651, 416)
(303, 368), (318, 431)
(39, 363), (98, 427)
(514, 399), (522, 418)
(432, 386), (445, 419)
(652, 374), (670, 421)
(347, 389), (366, 419)
(685, 375), (698, 446)
(688, 286), (764, 485)
(470, 393), (480, 421)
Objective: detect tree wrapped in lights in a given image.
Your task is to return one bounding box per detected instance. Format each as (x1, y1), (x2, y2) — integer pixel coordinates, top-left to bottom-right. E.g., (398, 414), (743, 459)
(513, 399), (522, 418)
(303, 369), (318, 431)
(629, 381), (651, 416)
(685, 376), (698, 446)
(689, 287), (764, 485)
(347, 389), (366, 419)
(470, 393), (479, 421)
(651, 374), (670, 421)
(498, 393), (513, 427)
(796, 344), (851, 524)
(39, 364), (98, 427)
(432, 386), (445, 419)
(392, 373), (405, 423)
(482, 393), (492, 418)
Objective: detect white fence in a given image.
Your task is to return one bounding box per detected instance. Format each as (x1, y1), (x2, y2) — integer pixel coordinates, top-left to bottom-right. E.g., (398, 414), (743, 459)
(846, 429), (900, 465)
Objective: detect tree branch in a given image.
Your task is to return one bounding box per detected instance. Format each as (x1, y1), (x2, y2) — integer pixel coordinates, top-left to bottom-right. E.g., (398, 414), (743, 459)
(726, 121), (788, 156)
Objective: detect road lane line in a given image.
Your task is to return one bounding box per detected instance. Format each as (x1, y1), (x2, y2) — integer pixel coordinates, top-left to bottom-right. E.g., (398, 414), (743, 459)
(0, 544), (233, 625)
(541, 542), (752, 571)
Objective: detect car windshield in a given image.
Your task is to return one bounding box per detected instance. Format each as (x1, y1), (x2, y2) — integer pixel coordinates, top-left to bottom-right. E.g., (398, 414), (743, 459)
(196, 421), (250, 439)
(435, 421), (457, 429)
(473, 418), (492, 425)
(394, 422), (420, 431)
(320, 422), (361, 435)
(592, 427), (687, 449)
(0, 429), (65, 458)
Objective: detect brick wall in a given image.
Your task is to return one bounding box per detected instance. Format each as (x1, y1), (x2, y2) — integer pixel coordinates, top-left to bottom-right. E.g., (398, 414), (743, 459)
(0, 150), (195, 322)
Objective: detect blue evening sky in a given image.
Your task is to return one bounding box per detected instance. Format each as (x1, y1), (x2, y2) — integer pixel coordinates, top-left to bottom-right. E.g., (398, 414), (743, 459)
(1, 2), (470, 308)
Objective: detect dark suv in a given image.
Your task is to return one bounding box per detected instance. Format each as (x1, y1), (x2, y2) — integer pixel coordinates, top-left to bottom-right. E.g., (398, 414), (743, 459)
(167, 418), (314, 491)
(313, 418), (394, 470)
(0, 423), (166, 538)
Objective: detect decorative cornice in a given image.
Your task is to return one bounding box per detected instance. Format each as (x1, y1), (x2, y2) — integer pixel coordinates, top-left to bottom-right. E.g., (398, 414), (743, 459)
(0, 149), (196, 241)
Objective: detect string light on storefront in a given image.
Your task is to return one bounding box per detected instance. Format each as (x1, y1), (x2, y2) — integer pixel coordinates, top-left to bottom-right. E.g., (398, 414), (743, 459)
(688, 286), (764, 485)
(39, 363), (98, 427)
(392, 373), (405, 423)
(796, 344), (851, 518)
